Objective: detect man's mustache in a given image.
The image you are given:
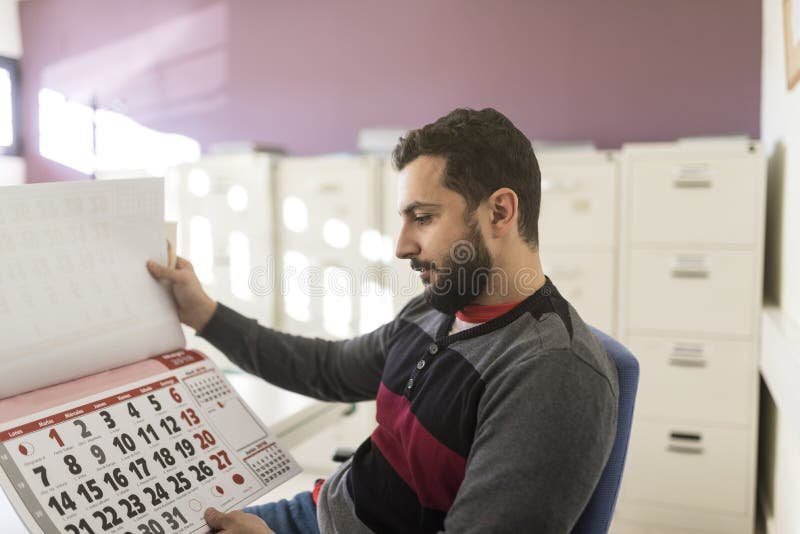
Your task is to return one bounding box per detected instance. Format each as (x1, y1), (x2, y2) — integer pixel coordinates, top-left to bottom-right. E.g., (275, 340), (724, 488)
(410, 259), (436, 271)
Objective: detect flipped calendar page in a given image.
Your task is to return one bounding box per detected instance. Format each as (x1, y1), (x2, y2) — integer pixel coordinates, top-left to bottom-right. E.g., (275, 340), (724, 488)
(0, 349), (301, 534)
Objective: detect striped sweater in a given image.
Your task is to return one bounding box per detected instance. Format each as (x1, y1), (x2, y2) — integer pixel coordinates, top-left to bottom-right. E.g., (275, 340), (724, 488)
(200, 277), (618, 533)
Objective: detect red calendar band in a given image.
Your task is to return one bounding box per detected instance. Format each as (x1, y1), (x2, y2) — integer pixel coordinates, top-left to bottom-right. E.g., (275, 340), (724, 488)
(154, 349), (206, 370)
(0, 349), (208, 442)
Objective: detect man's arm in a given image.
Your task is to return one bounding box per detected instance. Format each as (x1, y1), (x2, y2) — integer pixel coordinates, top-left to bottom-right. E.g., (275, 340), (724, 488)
(441, 349), (618, 533)
(198, 302), (394, 402)
(147, 256), (400, 403)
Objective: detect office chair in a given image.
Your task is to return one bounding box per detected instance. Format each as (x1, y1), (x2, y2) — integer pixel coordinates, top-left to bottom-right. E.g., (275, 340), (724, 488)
(571, 326), (640, 534)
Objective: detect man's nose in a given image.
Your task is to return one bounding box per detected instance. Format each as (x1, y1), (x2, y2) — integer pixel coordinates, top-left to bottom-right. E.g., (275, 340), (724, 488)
(395, 223), (420, 260)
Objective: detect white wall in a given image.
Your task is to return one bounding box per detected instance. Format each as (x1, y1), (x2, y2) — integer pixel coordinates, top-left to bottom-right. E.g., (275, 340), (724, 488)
(762, 0), (800, 318)
(0, 0), (21, 58)
(759, 0), (800, 531)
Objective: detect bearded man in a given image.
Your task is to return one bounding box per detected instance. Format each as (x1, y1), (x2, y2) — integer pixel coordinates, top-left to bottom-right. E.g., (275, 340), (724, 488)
(147, 108), (618, 534)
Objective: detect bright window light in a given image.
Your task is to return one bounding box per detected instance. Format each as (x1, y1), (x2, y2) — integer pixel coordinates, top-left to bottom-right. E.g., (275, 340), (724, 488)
(323, 218), (350, 249)
(38, 87), (200, 176)
(0, 69), (11, 148)
(190, 216), (214, 284)
(38, 88), (94, 174)
(227, 185), (248, 212)
(188, 168), (210, 197)
(229, 231), (252, 301)
(95, 109), (200, 176)
(282, 196), (308, 233)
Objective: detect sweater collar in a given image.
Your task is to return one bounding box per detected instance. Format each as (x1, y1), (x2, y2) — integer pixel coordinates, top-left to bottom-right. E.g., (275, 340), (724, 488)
(455, 300), (525, 324)
(435, 276), (559, 344)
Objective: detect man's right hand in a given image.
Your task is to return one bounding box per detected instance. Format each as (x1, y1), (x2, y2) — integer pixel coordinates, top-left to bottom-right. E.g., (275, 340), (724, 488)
(146, 256), (218, 332)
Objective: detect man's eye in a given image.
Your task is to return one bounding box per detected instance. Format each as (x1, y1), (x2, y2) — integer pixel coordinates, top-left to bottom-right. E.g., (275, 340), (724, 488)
(415, 215), (433, 225)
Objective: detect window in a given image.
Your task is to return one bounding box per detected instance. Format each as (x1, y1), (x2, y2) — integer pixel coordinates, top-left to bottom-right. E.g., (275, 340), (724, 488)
(0, 56), (21, 156)
(38, 87), (200, 176)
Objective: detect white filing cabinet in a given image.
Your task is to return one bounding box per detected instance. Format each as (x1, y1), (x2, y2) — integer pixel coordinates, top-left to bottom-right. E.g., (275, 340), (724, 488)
(173, 152), (278, 368)
(274, 154), (394, 339)
(537, 150), (619, 336)
(613, 140), (766, 533)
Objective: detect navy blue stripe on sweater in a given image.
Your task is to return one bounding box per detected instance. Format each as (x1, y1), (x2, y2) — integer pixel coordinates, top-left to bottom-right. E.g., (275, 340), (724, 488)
(347, 280), (578, 532)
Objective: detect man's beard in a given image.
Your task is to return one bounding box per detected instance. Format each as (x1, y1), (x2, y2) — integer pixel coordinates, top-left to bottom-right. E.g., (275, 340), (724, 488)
(411, 220), (493, 315)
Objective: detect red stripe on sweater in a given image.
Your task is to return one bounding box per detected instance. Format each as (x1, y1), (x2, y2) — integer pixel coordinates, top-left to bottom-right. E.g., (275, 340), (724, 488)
(456, 300), (524, 324)
(370, 383), (466, 511)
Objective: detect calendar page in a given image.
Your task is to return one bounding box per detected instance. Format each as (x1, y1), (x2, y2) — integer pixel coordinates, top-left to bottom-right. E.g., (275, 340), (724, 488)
(0, 350), (300, 534)
(0, 178), (185, 400)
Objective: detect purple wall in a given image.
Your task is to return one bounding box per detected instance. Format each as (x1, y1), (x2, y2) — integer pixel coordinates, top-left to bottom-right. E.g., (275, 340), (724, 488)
(19, 0), (762, 182)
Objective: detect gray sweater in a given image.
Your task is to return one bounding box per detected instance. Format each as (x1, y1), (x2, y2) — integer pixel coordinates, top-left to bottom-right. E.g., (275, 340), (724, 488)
(199, 277), (618, 533)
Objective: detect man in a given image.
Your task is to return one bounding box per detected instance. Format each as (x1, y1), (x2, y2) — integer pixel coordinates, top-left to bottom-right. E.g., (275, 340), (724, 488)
(147, 108), (618, 533)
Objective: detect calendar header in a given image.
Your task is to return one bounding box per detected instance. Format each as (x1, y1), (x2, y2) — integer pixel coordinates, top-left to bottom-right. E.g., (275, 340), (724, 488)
(0, 377), (179, 442)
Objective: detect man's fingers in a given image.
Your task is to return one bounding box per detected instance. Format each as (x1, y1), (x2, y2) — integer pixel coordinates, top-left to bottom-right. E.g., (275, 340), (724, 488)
(204, 507), (229, 529)
(146, 260), (180, 282)
(175, 256), (192, 270)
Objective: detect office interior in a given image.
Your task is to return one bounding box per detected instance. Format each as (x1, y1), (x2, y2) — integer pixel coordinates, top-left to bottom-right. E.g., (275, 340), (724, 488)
(0, 1), (799, 532)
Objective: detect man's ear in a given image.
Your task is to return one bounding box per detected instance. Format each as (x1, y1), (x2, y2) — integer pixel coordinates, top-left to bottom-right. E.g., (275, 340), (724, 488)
(487, 188), (518, 237)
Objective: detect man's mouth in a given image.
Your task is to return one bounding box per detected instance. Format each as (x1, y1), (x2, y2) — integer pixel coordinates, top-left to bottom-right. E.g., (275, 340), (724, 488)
(418, 269), (431, 284)
(411, 261), (434, 282)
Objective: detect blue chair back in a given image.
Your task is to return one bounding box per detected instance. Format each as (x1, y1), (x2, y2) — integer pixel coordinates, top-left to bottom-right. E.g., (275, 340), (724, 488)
(571, 326), (640, 534)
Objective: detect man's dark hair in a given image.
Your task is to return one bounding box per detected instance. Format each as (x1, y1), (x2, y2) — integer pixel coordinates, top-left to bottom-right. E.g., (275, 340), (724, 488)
(392, 108), (541, 247)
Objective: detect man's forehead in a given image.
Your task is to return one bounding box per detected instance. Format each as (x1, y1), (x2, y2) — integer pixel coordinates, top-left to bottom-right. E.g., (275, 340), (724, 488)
(396, 155), (449, 211)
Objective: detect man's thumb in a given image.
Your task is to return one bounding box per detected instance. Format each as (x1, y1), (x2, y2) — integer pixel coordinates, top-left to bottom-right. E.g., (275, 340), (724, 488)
(204, 507), (228, 529)
(147, 260), (179, 283)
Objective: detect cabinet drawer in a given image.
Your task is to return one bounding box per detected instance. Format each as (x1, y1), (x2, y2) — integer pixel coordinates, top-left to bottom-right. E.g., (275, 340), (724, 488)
(626, 156), (763, 245)
(626, 249), (757, 336)
(276, 157), (380, 257)
(620, 420), (753, 514)
(627, 336), (756, 425)
(539, 163), (617, 249)
(543, 251), (615, 333)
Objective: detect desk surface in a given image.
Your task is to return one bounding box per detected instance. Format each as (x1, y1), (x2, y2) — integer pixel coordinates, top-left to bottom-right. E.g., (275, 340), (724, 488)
(0, 371), (338, 533)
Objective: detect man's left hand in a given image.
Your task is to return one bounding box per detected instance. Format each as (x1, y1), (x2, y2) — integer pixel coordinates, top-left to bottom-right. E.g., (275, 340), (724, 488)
(204, 508), (275, 533)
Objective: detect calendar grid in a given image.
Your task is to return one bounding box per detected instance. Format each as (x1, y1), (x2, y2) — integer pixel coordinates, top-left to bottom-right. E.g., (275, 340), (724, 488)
(0, 350), (300, 534)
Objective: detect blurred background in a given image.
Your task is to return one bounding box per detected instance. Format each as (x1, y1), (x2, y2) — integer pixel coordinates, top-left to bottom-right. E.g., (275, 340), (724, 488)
(1, 1), (799, 532)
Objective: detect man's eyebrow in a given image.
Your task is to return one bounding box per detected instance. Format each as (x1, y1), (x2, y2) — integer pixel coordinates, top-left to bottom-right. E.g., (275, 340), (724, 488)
(399, 202), (441, 216)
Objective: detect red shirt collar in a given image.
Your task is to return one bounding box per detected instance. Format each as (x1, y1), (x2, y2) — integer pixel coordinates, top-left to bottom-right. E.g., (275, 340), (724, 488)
(455, 300), (524, 324)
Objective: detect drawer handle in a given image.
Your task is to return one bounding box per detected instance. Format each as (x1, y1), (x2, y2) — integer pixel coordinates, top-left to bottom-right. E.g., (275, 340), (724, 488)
(319, 183), (342, 194)
(671, 269), (709, 279)
(673, 178), (712, 189)
(671, 343), (705, 357)
(669, 431), (702, 442)
(667, 432), (704, 454)
(669, 343), (706, 367)
(666, 444), (705, 455)
(669, 358), (707, 368)
(672, 164), (714, 189)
